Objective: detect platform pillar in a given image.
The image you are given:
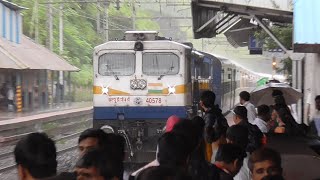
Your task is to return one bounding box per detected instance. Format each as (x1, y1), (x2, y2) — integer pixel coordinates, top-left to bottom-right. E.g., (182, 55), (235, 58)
(15, 71), (22, 112)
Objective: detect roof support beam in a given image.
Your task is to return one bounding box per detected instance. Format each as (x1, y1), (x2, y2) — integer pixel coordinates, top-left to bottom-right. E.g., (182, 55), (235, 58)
(251, 15), (288, 53)
(215, 14), (236, 32)
(217, 17), (241, 34)
(196, 11), (222, 33)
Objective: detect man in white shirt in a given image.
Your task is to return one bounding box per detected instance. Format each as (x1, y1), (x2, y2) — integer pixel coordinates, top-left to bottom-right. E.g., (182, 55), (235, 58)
(240, 91), (256, 124)
(253, 105), (271, 133)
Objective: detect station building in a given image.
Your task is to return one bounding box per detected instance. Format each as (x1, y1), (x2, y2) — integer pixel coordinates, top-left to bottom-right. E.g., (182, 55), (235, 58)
(0, 0), (78, 112)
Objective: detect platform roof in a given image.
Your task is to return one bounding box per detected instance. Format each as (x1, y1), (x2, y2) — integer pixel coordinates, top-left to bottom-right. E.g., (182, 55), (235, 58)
(0, 0), (27, 11)
(192, 0), (293, 39)
(0, 36), (79, 71)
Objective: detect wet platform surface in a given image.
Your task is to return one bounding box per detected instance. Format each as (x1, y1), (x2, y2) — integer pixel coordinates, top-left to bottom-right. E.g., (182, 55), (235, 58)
(0, 102), (92, 121)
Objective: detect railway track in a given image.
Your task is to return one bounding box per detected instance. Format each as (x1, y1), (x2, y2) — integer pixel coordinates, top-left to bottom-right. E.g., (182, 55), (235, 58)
(0, 131), (82, 174)
(0, 113), (93, 175)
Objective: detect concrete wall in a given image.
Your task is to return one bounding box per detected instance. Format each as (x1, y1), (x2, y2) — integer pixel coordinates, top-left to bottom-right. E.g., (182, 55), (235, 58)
(304, 53), (320, 124)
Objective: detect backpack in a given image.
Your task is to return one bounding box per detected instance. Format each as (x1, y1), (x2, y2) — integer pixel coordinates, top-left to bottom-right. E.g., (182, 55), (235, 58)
(246, 123), (263, 153)
(204, 106), (229, 143)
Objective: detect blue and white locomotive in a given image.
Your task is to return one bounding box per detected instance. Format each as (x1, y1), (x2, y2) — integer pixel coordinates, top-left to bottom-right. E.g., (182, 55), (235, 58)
(93, 31), (260, 160)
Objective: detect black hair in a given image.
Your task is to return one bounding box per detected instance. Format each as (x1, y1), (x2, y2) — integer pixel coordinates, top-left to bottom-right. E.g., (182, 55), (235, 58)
(248, 148), (282, 172)
(136, 166), (192, 180)
(76, 148), (122, 180)
(272, 90), (283, 97)
(157, 132), (192, 168)
(105, 133), (125, 161)
(215, 144), (246, 164)
(226, 125), (249, 150)
(233, 106), (248, 121)
(239, 91), (250, 101)
(200, 90), (216, 108)
(191, 116), (205, 140)
(14, 132), (57, 178)
(315, 95), (320, 101)
(274, 95), (287, 106)
(262, 175), (285, 180)
(172, 119), (199, 151)
(257, 105), (271, 117)
(78, 128), (108, 149)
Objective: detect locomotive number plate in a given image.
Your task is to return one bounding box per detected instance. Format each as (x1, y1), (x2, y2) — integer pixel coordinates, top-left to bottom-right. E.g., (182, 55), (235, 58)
(146, 97), (163, 105)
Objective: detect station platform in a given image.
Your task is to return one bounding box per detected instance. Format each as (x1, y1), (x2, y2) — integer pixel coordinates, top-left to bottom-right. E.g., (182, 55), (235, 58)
(225, 112), (320, 179)
(0, 102), (92, 121)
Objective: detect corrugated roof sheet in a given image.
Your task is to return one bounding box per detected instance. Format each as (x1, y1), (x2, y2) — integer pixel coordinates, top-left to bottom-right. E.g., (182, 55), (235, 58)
(0, 0), (27, 11)
(192, 0), (293, 39)
(0, 36), (79, 71)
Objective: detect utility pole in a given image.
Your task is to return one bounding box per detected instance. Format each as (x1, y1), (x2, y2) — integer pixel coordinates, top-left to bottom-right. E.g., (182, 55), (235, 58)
(47, 0), (53, 51)
(59, 3), (64, 104)
(35, 0), (39, 43)
(59, 4), (63, 55)
(96, 2), (100, 34)
(47, 0), (54, 108)
(132, 0), (136, 30)
(104, 3), (108, 41)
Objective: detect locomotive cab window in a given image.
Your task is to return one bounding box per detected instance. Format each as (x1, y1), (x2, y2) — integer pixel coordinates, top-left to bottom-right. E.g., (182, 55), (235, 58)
(98, 53), (135, 76)
(142, 52), (179, 76)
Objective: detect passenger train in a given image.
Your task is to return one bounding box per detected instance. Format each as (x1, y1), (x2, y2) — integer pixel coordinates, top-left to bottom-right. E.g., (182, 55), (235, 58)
(93, 31), (261, 160)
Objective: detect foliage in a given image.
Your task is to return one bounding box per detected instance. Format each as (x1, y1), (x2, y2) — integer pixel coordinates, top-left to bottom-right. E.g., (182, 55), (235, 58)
(255, 25), (293, 79)
(254, 25), (293, 50)
(10, 0), (161, 86)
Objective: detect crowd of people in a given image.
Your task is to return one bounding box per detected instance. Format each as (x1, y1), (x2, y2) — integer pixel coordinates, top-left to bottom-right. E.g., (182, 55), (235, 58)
(12, 90), (320, 180)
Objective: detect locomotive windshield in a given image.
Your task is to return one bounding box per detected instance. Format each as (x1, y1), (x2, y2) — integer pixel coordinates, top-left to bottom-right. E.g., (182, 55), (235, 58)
(142, 52), (179, 76)
(98, 53), (135, 76)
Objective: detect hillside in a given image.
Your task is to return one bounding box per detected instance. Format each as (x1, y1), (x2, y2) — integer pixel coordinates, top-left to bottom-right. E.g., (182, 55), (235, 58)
(10, 0), (161, 86)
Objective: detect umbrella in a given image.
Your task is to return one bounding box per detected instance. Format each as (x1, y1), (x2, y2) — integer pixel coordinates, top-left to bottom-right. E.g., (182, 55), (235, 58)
(250, 83), (302, 106)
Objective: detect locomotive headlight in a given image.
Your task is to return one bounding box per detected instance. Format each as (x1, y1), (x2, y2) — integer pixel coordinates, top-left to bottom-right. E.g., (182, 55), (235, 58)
(102, 86), (109, 95)
(130, 80), (138, 89)
(138, 79), (147, 90)
(168, 86), (176, 94)
(117, 113), (125, 121)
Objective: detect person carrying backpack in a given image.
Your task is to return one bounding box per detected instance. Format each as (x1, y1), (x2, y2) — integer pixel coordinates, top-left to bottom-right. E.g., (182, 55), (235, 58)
(232, 106), (263, 153)
(200, 90), (229, 162)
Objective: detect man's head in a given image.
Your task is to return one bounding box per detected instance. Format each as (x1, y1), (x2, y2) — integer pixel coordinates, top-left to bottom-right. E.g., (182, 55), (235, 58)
(215, 144), (247, 177)
(248, 148), (282, 180)
(232, 106), (248, 124)
(257, 105), (271, 122)
(172, 119), (199, 151)
(136, 166), (192, 180)
(78, 129), (108, 156)
(226, 125), (249, 150)
(14, 132), (57, 180)
(271, 90), (283, 98)
(315, 95), (320, 111)
(105, 133), (125, 166)
(76, 149), (121, 180)
(274, 95), (286, 106)
(239, 91), (250, 105)
(200, 90), (216, 109)
(157, 132), (192, 169)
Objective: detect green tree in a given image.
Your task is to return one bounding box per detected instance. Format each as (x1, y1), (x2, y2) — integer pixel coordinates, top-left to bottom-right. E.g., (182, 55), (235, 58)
(11, 0), (162, 87)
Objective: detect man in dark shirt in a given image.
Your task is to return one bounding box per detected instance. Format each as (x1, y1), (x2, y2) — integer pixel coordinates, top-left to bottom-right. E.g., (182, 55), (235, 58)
(232, 106), (263, 153)
(200, 90), (229, 161)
